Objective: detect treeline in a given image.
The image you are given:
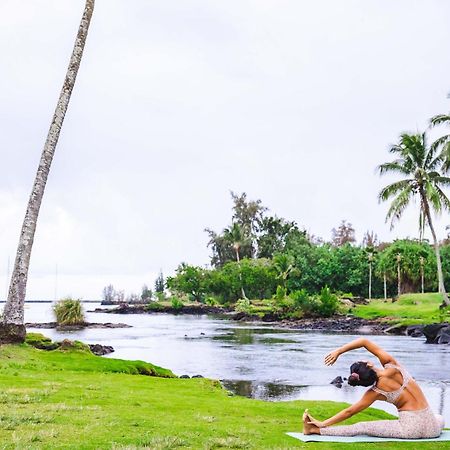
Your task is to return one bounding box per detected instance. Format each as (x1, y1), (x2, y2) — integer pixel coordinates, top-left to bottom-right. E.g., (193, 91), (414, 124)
(167, 192), (450, 304)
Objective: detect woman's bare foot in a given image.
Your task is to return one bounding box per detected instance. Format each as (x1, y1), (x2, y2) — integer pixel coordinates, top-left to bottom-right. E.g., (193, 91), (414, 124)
(302, 409), (320, 435)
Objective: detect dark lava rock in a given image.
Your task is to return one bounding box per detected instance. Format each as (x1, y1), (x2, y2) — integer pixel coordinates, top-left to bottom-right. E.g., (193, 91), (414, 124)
(423, 323), (450, 344)
(180, 375), (190, 379)
(89, 344), (114, 356)
(406, 325), (424, 338)
(330, 376), (343, 388)
(437, 328), (450, 345)
(192, 375), (204, 378)
(383, 324), (408, 335)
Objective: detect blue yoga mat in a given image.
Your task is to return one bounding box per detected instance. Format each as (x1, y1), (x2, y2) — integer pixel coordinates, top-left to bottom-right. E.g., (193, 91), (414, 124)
(287, 430), (450, 443)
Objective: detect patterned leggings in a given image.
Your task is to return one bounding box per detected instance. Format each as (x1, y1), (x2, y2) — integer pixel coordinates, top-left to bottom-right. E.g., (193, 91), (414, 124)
(320, 408), (445, 439)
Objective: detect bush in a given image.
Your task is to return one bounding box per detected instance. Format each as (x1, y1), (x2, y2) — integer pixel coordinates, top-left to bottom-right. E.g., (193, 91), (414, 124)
(316, 287), (338, 317)
(235, 298), (254, 314)
(171, 297), (184, 310)
(53, 298), (85, 326)
(146, 301), (164, 311)
(205, 297), (219, 306)
(290, 289), (317, 316)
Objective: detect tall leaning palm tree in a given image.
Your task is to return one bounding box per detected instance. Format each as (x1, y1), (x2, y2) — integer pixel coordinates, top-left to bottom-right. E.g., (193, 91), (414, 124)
(224, 223), (251, 299)
(378, 132), (450, 306)
(0, 1), (95, 344)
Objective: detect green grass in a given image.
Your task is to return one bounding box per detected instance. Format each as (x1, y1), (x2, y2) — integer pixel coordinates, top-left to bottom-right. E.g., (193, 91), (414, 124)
(353, 293), (450, 326)
(0, 340), (447, 449)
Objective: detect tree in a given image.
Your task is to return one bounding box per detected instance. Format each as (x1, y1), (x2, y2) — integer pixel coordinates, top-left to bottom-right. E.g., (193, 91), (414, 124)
(331, 220), (356, 247)
(141, 284), (153, 302)
(223, 222), (252, 299)
(378, 132), (450, 305)
(256, 216), (299, 258)
(166, 264), (208, 302)
(230, 191), (267, 246)
(272, 253), (295, 290)
(155, 271), (165, 294)
(362, 230), (378, 249)
(0, 1), (95, 343)
(102, 284), (115, 303)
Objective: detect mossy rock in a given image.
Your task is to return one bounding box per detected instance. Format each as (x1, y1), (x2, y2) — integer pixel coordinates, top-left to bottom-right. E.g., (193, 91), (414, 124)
(25, 333), (59, 350)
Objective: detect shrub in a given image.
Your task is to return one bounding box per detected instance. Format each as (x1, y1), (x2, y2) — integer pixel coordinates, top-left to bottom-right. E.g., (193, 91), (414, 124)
(316, 287), (338, 317)
(290, 289), (317, 316)
(171, 297), (184, 310)
(235, 298), (253, 314)
(146, 301), (164, 311)
(205, 297), (219, 306)
(53, 298), (85, 326)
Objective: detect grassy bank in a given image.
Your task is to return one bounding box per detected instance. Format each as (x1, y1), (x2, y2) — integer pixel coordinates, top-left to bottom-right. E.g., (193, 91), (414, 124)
(0, 339), (448, 449)
(353, 293), (450, 326)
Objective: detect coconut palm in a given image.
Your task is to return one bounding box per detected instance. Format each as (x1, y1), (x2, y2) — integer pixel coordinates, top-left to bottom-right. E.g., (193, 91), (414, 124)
(224, 222), (251, 299)
(0, 1), (95, 343)
(378, 132), (450, 306)
(272, 253), (295, 290)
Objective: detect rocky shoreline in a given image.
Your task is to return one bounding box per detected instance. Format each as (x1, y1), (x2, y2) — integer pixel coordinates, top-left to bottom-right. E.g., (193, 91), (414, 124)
(25, 322), (132, 330)
(92, 303), (389, 334)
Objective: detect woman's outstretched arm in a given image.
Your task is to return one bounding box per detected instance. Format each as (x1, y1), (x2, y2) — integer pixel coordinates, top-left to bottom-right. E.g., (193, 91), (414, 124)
(324, 338), (396, 367)
(307, 389), (380, 428)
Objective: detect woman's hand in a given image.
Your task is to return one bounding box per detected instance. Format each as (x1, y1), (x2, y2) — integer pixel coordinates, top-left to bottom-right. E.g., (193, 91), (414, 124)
(307, 411), (325, 428)
(324, 349), (340, 366)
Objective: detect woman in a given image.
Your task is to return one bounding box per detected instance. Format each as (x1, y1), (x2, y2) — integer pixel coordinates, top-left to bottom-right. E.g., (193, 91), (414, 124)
(303, 337), (445, 438)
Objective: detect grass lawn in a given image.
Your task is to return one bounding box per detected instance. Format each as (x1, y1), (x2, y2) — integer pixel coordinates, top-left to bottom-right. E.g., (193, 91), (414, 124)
(353, 293), (450, 326)
(0, 339), (448, 449)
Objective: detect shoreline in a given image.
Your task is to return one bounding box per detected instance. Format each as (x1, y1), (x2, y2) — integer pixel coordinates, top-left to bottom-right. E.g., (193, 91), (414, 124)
(91, 303), (391, 335)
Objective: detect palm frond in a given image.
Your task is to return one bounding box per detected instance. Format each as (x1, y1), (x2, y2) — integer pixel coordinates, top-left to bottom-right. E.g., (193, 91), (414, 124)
(430, 114), (450, 128)
(425, 181), (442, 214)
(377, 161), (410, 176)
(435, 185), (450, 212)
(378, 179), (413, 202)
(385, 186), (413, 230)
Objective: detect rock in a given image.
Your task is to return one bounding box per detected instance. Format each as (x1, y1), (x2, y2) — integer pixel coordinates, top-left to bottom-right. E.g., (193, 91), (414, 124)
(340, 298), (355, 308)
(406, 325), (424, 338)
(342, 296), (368, 305)
(437, 328), (450, 345)
(89, 344), (114, 356)
(383, 324), (408, 335)
(330, 376), (343, 388)
(422, 323), (450, 344)
(180, 375), (190, 379)
(192, 375), (204, 378)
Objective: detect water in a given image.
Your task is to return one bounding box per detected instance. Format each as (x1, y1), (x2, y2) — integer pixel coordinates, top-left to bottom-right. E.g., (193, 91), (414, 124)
(21, 302), (450, 422)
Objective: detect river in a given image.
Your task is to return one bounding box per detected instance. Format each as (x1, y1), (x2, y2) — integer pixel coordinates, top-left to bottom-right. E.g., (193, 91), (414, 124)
(21, 302), (450, 423)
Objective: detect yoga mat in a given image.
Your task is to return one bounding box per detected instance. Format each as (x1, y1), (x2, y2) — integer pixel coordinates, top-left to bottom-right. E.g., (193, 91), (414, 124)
(286, 430), (450, 443)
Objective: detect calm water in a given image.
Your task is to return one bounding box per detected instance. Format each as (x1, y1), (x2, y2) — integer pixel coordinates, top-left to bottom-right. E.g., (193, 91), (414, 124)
(20, 302), (450, 422)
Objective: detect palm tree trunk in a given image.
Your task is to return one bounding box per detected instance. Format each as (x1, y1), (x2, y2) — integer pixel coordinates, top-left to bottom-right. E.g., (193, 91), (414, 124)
(383, 272), (387, 300)
(0, 0), (95, 344)
(421, 196), (450, 306)
(368, 262), (372, 300)
(235, 249), (247, 299)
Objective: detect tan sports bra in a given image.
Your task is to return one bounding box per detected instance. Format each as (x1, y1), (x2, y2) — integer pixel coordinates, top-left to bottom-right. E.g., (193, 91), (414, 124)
(371, 363), (413, 404)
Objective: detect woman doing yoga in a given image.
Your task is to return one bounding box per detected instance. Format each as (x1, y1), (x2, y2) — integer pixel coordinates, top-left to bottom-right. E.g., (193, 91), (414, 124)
(303, 338), (445, 438)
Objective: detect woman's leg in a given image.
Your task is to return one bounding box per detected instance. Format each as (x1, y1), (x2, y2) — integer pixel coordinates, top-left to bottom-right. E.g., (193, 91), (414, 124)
(320, 419), (406, 438)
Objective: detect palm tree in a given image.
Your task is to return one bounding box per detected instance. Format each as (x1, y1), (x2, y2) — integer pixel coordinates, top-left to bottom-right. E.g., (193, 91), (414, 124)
(224, 223), (251, 299)
(378, 132), (450, 306)
(0, 1), (95, 344)
(272, 254), (295, 290)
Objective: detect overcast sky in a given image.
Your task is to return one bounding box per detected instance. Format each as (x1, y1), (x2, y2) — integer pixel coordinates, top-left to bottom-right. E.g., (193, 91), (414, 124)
(1, 0), (450, 300)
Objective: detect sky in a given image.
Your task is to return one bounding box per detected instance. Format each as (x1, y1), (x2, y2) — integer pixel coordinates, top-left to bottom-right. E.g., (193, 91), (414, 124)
(0, 0), (450, 300)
